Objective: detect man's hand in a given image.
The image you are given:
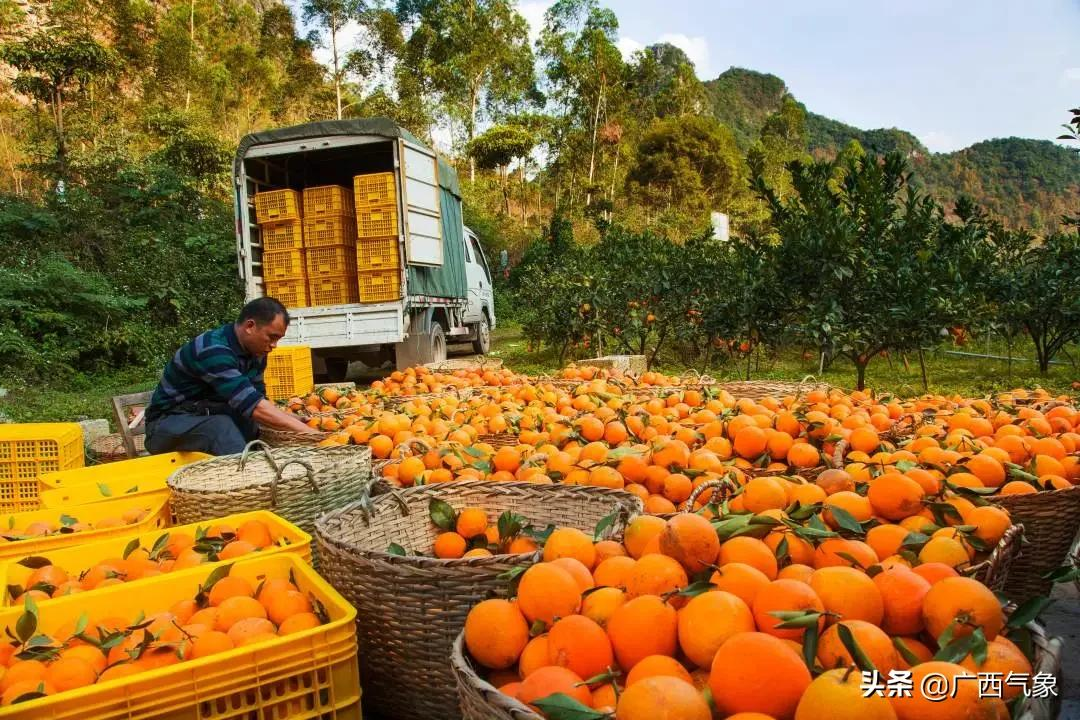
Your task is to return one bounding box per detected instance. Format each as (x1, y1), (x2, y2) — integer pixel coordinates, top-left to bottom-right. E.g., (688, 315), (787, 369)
(253, 399), (323, 434)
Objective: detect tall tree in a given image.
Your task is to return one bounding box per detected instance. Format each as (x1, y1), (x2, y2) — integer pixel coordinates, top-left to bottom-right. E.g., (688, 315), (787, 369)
(1, 29), (118, 179)
(303, 0), (362, 119)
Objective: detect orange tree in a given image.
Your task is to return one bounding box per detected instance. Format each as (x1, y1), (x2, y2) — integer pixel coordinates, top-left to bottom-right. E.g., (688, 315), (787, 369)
(755, 152), (954, 390)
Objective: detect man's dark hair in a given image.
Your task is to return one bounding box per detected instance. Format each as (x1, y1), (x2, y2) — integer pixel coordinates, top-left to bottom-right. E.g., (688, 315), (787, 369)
(238, 297), (290, 327)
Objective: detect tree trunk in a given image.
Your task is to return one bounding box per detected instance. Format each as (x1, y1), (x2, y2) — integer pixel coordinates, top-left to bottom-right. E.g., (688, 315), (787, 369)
(468, 82), (479, 183)
(53, 88), (66, 180)
(854, 359), (868, 391)
(586, 74), (605, 207)
(501, 165), (510, 215)
(608, 146), (619, 222)
(331, 13), (342, 120)
(520, 159), (527, 228)
(185, 0), (195, 111)
(918, 347), (928, 391)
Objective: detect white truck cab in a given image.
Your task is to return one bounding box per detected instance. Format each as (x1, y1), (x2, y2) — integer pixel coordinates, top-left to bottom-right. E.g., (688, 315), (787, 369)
(232, 119), (495, 378)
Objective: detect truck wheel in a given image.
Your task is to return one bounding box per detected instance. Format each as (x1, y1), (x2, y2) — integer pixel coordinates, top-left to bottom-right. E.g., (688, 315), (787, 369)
(429, 323), (447, 364)
(472, 315), (491, 355)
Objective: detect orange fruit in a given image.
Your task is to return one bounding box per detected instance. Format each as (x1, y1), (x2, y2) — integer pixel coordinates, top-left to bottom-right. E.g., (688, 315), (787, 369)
(917, 536), (970, 569)
(434, 532), (467, 559)
(874, 567), (931, 636)
(866, 474), (925, 521)
(625, 654), (693, 686)
(624, 553), (689, 598)
(581, 586), (627, 629)
(866, 524), (911, 562)
(226, 617), (276, 646)
(464, 599), (529, 670)
(2, 679), (55, 705)
(236, 519), (273, 548)
(190, 630), (235, 659)
(278, 612), (320, 635)
(518, 634), (551, 679)
(677, 590), (755, 668)
(0, 660), (46, 692)
(911, 562), (959, 586)
(794, 667), (898, 720)
(959, 637), (1033, 700)
(889, 661), (991, 720)
(813, 538), (878, 570)
(624, 516), (666, 559)
(816, 619), (898, 674)
(58, 645), (107, 675)
(709, 562), (771, 607)
(709, 632), (811, 720)
(734, 426), (768, 459)
(517, 564), (581, 625)
(549, 557), (595, 594)
(809, 566), (884, 625)
(215, 595), (268, 632)
(607, 595), (678, 670)
(593, 556), (636, 588)
(719, 537), (778, 580)
(823, 491), (873, 528)
(743, 477), (788, 513)
(778, 563), (815, 584)
(207, 576), (254, 606)
(543, 527), (598, 570)
(44, 656), (97, 692)
(456, 508), (488, 539)
(616, 676), (711, 720)
(658, 513), (720, 574)
(517, 666), (591, 709)
(547, 614), (614, 681)
(751, 579), (825, 641)
(922, 577), (1004, 641)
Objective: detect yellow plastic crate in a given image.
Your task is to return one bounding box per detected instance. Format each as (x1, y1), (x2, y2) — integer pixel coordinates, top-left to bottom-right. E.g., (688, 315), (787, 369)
(259, 219), (304, 252)
(262, 248), (306, 281)
(353, 172), (396, 208)
(303, 185), (355, 217)
(356, 236), (400, 271)
(39, 478), (167, 509)
(0, 492), (170, 562)
(264, 277), (309, 309)
(303, 215), (357, 249)
(358, 269), (402, 303)
(253, 188), (301, 223)
(39, 451), (209, 491)
(306, 245), (357, 276)
(357, 205), (397, 237)
(265, 345), (314, 401)
(3, 510), (312, 605)
(0, 423), (84, 513)
(309, 275), (359, 307)
(0, 554), (361, 720)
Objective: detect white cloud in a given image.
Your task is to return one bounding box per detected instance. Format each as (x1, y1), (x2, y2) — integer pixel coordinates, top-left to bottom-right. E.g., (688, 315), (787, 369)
(658, 33), (711, 78)
(517, 0), (554, 45)
(1063, 67), (1080, 82)
(920, 130), (960, 153)
(616, 37), (646, 61)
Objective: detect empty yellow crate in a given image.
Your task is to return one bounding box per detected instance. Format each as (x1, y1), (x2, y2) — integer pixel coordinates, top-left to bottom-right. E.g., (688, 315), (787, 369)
(304, 185), (355, 216)
(3, 510), (311, 605)
(0, 492), (170, 562)
(262, 248), (306, 280)
(265, 345), (314, 400)
(0, 423), (83, 513)
(357, 204), (398, 237)
(307, 245), (357, 276)
(253, 188), (302, 223)
(357, 236), (400, 270)
(0, 554), (361, 720)
(304, 215), (357, 248)
(353, 172), (396, 208)
(39, 451), (209, 491)
(358, 269), (402, 303)
(309, 275), (359, 306)
(264, 277), (309, 308)
(259, 219), (304, 252)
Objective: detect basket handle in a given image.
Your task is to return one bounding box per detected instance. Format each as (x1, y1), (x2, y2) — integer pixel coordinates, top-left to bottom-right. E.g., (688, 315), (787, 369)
(828, 439), (848, 469)
(269, 458), (320, 507)
(238, 439), (279, 472)
(683, 476), (738, 512)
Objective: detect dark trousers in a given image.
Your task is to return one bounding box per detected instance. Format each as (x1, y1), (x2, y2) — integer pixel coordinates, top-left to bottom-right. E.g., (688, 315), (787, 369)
(145, 412), (259, 456)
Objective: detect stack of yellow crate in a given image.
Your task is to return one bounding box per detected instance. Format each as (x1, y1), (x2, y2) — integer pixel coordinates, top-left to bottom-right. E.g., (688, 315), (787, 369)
(255, 189), (308, 308)
(353, 172), (402, 303)
(264, 345), (314, 400)
(303, 185), (360, 306)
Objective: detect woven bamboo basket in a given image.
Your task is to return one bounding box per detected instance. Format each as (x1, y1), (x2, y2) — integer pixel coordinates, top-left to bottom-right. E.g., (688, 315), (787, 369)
(717, 379), (833, 401)
(993, 485), (1080, 600)
(260, 426), (331, 447)
(167, 441), (373, 541)
(379, 387), (476, 408)
(452, 614), (1063, 720)
(477, 433), (523, 449)
(314, 481), (642, 720)
(965, 523), (1024, 592)
(424, 358), (504, 372)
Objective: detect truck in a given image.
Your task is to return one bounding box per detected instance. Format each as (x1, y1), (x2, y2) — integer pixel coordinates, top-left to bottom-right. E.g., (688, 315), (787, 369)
(232, 118), (496, 379)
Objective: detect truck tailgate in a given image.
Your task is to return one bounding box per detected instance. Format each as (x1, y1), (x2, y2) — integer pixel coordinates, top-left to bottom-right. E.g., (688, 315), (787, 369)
(282, 304), (403, 349)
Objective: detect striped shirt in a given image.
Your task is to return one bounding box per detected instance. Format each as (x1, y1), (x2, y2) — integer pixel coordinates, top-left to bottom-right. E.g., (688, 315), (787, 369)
(147, 324), (266, 420)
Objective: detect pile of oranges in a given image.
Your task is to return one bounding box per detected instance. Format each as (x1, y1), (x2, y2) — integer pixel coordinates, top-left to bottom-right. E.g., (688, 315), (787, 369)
(425, 504), (540, 560)
(1, 507), (152, 544)
(0, 565), (324, 706)
(463, 509), (1026, 719)
(10, 518), (284, 604)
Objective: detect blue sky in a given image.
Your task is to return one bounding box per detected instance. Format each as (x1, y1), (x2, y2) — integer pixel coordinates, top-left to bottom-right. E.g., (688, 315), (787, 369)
(297, 0), (1080, 153)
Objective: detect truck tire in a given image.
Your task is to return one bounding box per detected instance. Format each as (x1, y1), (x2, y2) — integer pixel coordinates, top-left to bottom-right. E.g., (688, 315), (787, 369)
(472, 314), (491, 355)
(428, 322), (447, 364)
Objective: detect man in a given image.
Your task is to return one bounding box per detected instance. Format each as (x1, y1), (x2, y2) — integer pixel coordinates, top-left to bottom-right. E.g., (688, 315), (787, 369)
(145, 297), (320, 455)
